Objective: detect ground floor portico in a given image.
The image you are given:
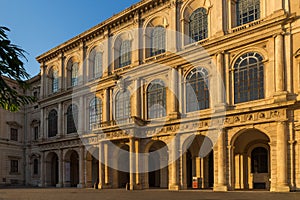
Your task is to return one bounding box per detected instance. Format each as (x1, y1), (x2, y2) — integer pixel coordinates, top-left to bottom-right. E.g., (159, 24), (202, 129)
(35, 108), (298, 192)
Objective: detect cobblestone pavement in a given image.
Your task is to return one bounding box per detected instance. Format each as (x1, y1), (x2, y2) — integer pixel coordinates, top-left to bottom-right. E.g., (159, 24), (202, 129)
(0, 188), (299, 200)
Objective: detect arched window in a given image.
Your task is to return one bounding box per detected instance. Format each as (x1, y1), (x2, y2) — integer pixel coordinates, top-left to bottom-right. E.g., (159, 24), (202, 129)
(115, 90), (131, 120)
(189, 8), (208, 43)
(234, 52), (264, 103)
(236, 0), (260, 26)
(50, 68), (59, 93)
(186, 67), (209, 112)
(67, 104), (78, 134)
(33, 159), (38, 175)
(151, 26), (166, 57)
(71, 62), (79, 86)
(89, 48), (103, 79)
(89, 98), (102, 130)
(48, 109), (57, 137)
(147, 79), (166, 119)
(119, 40), (131, 68)
(251, 147), (268, 173)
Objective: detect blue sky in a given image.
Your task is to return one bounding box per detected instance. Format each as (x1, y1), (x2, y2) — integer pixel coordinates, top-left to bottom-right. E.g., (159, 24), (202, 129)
(1, 0), (140, 77)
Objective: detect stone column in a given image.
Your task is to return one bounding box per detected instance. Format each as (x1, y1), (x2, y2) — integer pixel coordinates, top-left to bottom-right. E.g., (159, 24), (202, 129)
(39, 152), (45, 187)
(40, 108), (45, 139)
(58, 103), (63, 137)
(168, 67), (179, 120)
(214, 129), (227, 191)
(40, 64), (45, 98)
(103, 88), (110, 123)
(132, 78), (141, 118)
(274, 33), (287, 101)
(216, 53), (225, 104)
(129, 137), (136, 190)
(169, 136), (179, 190)
(104, 142), (110, 186)
(276, 121), (290, 192)
(78, 96), (84, 134)
(275, 34), (284, 92)
(98, 142), (104, 189)
(57, 149), (64, 187)
(78, 146), (85, 188)
(135, 139), (141, 189)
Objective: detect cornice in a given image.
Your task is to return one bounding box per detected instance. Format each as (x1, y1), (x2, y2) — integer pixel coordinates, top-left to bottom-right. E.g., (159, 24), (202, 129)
(36, 0), (170, 64)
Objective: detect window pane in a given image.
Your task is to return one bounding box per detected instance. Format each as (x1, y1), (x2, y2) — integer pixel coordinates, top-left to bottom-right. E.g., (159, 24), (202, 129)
(67, 104), (78, 134)
(186, 67), (209, 112)
(189, 8), (208, 43)
(119, 40), (131, 68)
(10, 128), (18, 141)
(147, 80), (166, 119)
(237, 0), (260, 26)
(89, 98), (103, 129)
(48, 109), (58, 137)
(234, 52), (264, 103)
(151, 26), (166, 56)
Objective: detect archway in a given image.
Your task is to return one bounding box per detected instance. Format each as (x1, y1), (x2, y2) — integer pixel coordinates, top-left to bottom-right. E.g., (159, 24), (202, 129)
(65, 150), (79, 187)
(146, 140), (169, 188)
(117, 145), (129, 188)
(45, 152), (59, 187)
(232, 129), (270, 190)
(183, 135), (214, 189)
(86, 149), (99, 188)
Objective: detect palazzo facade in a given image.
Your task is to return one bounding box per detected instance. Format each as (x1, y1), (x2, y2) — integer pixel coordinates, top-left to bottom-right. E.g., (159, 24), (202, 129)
(2, 0), (300, 192)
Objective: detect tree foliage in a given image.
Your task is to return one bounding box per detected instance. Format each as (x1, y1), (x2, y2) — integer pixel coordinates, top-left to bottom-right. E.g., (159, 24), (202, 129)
(0, 26), (35, 112)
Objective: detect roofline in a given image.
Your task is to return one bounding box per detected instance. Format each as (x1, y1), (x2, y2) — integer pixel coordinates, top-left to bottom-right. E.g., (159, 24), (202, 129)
(36, 0), (169, 63)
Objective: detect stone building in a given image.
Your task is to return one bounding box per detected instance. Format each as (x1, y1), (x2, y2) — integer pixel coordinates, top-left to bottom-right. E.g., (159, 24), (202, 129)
(0, 75), (40, 186)
(1, 0), (300, 192)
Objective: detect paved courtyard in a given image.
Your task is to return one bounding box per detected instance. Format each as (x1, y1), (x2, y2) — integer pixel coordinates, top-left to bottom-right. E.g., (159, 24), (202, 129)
(0, 188), (299, 200)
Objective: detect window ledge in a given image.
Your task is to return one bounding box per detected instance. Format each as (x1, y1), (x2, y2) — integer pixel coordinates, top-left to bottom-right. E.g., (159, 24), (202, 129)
(230, 18), (265, 34)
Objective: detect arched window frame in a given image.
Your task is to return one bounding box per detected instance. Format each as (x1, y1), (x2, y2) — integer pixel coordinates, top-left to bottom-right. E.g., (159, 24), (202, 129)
(189, 7), (208, 43)
(236, 0), (260, 26)
(147, 79), (166, 119)
(185, 67), (210, 112)
(71, 62), (79, 86)
(66, 104), (78, 134)
(233, 52), (264, 104)
(151, 26), (166, 57)
(48, 109), (58, 137)
(119, 40), (131, 68)
(89, 97), (103, 130)
(115, 90), (131, 121)
(89, 48), (103, 80)
(49, 67), (59, 94)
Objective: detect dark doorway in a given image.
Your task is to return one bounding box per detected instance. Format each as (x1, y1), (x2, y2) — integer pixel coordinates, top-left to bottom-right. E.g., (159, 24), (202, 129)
(51, 154), (59, 186)
(186, 150), (193, 188)
(70, 151), (79, 187)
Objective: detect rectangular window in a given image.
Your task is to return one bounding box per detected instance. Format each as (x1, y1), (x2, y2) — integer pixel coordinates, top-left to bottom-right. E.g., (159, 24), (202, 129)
(34, 126), (39, 140)
(10, 128), (18, 141)
(10, 160), (18, 173)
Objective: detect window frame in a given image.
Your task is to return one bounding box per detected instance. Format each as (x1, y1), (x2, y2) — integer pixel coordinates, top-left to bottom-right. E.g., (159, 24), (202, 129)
(48, 109), (58, 137)
(150, 26), (166, 57)
(189, 7), (208, 43)
(233, 52), (264, 104)
(66, 104), (78, 134)
(115, 90), (131, 121)
(89, 97), (103, 130)
(147, 79), (167, 119)
(10, 128), (18, 141)
(185, 67), (210, 112)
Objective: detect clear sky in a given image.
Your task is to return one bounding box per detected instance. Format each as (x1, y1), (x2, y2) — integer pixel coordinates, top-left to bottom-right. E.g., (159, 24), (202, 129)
(0, 0), (140, 77)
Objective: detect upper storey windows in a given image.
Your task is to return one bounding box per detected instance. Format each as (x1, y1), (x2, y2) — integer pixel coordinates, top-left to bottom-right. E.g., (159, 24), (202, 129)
(49, 67), (59, 93)
(236, 0), (260, 26)
(189, 8), (208, 43)
(67, 57), (79, 87)
(151, 26), (166, 57)
(89, 47), (103, 80)
(234, 52), (264, 103)
(147, 79), (166, 119)
(119, 40), (132, 68)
